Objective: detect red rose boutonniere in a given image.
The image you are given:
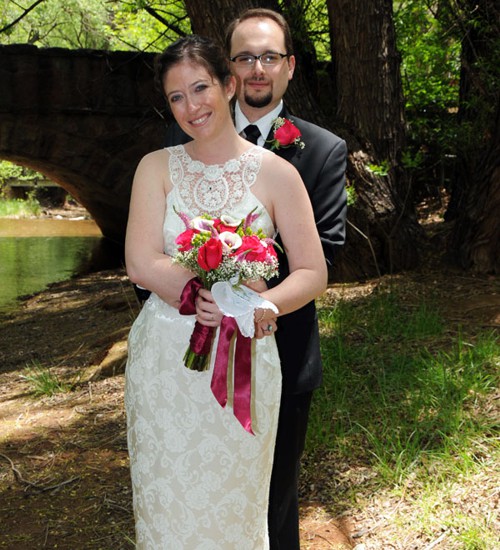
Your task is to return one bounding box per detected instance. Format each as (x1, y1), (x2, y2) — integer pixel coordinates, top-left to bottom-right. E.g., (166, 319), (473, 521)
(268, 117), (305, 151)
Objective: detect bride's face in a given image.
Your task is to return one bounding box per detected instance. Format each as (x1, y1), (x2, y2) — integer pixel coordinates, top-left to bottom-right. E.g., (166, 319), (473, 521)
(163, 60), (235, 141)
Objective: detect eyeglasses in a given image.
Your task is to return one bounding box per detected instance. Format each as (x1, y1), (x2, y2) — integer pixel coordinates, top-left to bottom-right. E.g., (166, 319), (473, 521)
(230, 52), (288, 67)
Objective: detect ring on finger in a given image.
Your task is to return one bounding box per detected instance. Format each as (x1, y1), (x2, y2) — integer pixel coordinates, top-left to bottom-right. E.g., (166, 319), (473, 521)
(266, 324), (273, 332)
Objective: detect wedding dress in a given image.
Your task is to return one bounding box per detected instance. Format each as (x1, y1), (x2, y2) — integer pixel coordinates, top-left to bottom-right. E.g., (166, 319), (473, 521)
(125, 145), (282, 549)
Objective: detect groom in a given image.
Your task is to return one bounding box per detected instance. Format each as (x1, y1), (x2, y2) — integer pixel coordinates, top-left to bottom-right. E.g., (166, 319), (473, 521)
(165, 8), (347, 549)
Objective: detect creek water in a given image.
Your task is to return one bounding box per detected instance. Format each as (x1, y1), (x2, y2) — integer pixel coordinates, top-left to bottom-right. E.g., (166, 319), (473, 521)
(0, 218), (123, 313)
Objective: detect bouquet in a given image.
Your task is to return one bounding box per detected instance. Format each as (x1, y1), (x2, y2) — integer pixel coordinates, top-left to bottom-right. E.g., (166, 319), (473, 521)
(173, 207), (279, 372)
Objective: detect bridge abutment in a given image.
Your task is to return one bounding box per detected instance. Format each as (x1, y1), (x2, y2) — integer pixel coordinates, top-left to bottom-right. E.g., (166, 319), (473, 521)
(0, 44), (168, 243)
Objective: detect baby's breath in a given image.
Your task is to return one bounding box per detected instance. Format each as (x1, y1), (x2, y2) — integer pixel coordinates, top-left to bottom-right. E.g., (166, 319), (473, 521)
(173, 251), (278, 288)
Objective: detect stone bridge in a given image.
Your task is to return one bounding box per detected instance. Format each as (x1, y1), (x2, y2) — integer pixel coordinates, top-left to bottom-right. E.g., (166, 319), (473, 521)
(0, 44), (170, 244)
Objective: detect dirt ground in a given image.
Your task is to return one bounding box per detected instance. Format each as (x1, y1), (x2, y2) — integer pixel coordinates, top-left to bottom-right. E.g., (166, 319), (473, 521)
(0, 204), (498, 549)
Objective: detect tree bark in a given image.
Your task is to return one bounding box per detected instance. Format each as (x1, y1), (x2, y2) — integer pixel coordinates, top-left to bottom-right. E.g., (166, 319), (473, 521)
(446, 0), (500, 274)
(327, 0), (420, 278)
(328, 0), (406, 165)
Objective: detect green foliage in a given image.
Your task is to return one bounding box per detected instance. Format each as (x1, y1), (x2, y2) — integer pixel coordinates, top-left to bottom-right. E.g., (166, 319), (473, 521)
(0, 196), (42, 217)
(394, 1), (461, 161)
(0, 161), (40, 185)
(0, 0), (189, 51)
(392, 2), (464, 195)
(0, 0), (114, 48)
(0, 161), (47, 211)
(280, 0), (331, 61)
(394, 1), (460, 114)
(345, 184), (357, 206)
(104, 1), (190, 52)
(0, 160), (23, 181)
(366, 160), (390, 177)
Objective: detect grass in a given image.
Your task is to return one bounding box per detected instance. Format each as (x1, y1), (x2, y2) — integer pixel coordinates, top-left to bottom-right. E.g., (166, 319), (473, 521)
(305, 286), (499, 548)
(20, 361), (74, 397)
(0, 196), (42, 217)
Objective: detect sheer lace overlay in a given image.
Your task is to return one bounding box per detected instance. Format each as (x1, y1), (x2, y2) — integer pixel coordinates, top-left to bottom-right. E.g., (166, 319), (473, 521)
(169, 144), (262, 215)
(125, 144), (281, 549)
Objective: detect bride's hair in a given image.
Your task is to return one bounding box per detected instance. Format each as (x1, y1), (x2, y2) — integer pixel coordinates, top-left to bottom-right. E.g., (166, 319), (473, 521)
(155, 35), (231, 99)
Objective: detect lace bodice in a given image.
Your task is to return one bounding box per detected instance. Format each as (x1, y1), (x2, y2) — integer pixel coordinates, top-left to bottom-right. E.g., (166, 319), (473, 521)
(163, 145), (275, 256)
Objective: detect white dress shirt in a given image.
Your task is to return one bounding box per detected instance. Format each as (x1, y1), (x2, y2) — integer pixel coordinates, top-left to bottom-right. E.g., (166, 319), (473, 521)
(235, 101), (284, 147)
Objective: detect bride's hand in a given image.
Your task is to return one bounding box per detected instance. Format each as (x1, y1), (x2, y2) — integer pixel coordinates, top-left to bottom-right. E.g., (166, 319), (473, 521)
(253, 307), (277, 340)
(195, 288), (223, 327)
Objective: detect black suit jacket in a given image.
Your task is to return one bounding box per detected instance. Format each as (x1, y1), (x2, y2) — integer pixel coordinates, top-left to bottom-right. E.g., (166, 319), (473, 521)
(165, 106), (347, 394)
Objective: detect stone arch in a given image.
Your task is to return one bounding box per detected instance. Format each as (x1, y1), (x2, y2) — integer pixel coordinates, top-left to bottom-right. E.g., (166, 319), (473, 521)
(0, 44), (168, 244)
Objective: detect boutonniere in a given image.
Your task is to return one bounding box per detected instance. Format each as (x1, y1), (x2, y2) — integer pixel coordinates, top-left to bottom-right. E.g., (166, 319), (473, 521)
(268, 117), (305, 150)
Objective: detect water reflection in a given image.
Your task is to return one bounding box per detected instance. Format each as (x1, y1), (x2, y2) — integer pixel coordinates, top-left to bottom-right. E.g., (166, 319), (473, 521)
(0, 219), (124, 312)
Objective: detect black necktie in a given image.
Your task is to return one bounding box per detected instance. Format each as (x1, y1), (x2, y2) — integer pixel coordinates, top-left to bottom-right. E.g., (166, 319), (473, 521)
(244, 124), (261, 145)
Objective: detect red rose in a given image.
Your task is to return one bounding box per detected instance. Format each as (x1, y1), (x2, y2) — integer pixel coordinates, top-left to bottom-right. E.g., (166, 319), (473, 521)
(235, 235), (268, 262)
(175, 229), (197, 252)
(197, 237), (223, 270)
(274, 119), (301, 147)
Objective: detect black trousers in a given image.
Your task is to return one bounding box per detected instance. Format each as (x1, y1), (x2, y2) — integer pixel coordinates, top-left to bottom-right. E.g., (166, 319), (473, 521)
(268, 391), (313, 550)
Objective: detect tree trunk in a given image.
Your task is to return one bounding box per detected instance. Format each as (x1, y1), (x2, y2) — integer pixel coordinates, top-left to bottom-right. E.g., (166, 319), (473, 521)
(184, 0), (274, 46)
(328, 0), (406, 164)
(184, 0), (421, 281)
(446, 0), (500, 274)
(327, 0), (420, 279)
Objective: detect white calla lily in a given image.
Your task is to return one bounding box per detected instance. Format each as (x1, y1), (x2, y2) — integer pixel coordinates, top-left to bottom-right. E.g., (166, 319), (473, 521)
(190, 217), (215, 232)
(220, 214), (240, 227)
(219, 231), (242, 252)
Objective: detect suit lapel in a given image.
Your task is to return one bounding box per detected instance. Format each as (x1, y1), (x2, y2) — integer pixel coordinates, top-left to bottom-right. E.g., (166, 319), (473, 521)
(262, 106), (288, 150)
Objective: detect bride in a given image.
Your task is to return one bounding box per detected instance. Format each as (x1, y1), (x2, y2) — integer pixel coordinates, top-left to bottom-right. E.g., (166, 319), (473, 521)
(124, 34), (326, 549)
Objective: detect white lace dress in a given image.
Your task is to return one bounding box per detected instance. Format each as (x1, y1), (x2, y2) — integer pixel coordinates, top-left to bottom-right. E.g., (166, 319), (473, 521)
(125, 145), (282, 549)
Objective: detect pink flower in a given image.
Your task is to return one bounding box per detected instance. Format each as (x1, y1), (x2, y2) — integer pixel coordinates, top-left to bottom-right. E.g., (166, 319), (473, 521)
(265, 239), (278, 258)
(175, 229), (197, 252)
(234, 235), (269, 262)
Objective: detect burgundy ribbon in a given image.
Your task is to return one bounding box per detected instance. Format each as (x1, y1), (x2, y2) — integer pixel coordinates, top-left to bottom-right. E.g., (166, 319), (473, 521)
(211, 317), (253, 434)
(179, 278), (214, 364)
(179, 278), (254, 434)
(179, 277), (203, 315)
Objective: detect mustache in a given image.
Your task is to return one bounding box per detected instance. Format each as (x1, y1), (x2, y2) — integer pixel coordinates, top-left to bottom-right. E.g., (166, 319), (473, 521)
(245, 76), (268, 82)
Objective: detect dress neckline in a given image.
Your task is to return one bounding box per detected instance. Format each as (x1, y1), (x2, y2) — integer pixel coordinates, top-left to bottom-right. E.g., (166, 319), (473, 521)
(179, 144), (260, 168)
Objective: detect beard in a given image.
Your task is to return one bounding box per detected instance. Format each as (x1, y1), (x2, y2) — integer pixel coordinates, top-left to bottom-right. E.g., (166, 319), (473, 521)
(243, 89), (273, 108)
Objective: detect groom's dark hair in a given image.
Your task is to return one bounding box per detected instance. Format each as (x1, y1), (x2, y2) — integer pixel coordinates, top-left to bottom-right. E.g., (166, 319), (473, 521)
(225, 8), (294, 57)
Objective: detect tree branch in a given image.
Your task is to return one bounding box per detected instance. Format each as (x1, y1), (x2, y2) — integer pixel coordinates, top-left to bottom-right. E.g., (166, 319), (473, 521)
(0, 0), (47, 34)
(143, 6), (189, 37)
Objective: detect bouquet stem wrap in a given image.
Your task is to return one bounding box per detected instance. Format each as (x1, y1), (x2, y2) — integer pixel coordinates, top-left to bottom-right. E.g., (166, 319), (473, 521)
(179, 278), (214, 372)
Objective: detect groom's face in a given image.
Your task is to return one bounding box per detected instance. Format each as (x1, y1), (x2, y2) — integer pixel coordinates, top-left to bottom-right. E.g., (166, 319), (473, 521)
(230, 17), (295, 119)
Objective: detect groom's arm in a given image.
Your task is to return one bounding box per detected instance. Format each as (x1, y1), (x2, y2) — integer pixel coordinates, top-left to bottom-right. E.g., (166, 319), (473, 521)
(312, 136), (348, 271)
(293, 121), (348, 278)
